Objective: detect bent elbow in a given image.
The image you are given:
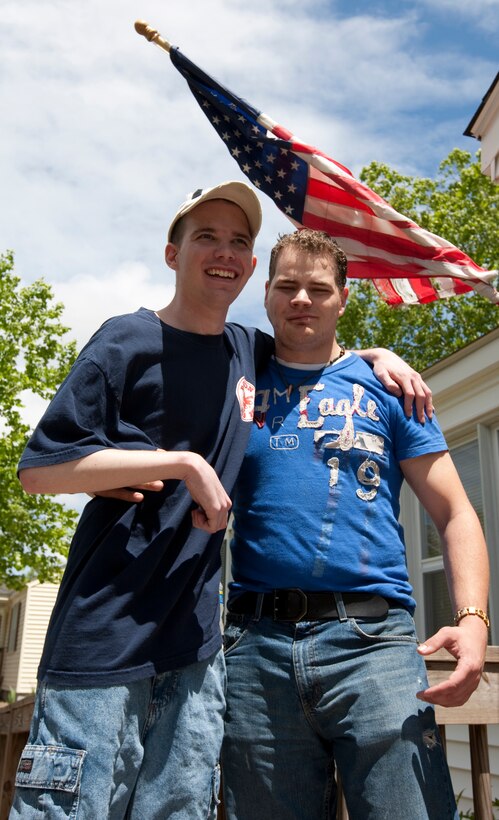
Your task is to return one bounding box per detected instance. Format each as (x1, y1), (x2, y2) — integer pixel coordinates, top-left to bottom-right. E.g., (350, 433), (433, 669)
(19, 468), (46, 495)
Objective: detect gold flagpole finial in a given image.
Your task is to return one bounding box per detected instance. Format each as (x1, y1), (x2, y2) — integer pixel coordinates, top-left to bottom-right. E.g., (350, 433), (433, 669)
(134, 21), (172, 53)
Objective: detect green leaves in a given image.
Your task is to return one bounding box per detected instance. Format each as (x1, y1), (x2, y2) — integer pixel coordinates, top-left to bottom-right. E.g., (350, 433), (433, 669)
(339, 150), (499, 371)
(0, 251), (78, 588)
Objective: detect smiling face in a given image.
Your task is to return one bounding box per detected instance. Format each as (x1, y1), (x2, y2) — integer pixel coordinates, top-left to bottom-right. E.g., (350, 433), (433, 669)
(265, 246), (348, 363)
(165, 199), (257, 313)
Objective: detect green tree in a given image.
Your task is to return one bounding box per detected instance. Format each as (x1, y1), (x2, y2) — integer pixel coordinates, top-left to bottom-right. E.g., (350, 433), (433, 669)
(338, 149), (499, 370)
(0, 251), (78, 587)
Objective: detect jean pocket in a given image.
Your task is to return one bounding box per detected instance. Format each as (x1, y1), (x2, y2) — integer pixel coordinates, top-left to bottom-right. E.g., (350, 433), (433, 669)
(14, 744), (86, 819)
(223, 616), (252, 655)
(350, 608), (418, 644)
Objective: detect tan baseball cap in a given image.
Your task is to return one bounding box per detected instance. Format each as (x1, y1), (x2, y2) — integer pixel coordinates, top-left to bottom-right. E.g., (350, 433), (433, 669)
(167, 181), (262, 243)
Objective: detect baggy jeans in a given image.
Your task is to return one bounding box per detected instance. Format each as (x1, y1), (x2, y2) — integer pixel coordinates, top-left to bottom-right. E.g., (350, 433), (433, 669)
(10, 649), (225, 819)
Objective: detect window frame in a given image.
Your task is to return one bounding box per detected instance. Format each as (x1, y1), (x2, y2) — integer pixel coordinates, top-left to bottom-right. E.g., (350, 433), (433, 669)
(7, 602), (22, 654)
(404, 422), (499, 644)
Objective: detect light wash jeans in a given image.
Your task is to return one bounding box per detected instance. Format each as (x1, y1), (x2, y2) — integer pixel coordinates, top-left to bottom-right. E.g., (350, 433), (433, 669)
(222, 606), (458, 820)
(10, 649), (225, 819)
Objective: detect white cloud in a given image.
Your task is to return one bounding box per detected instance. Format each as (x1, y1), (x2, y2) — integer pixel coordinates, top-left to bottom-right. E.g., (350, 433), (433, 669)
(53, 263), (174, 348)
(1, 0), (497, 341)
(18, 391), (49, 432)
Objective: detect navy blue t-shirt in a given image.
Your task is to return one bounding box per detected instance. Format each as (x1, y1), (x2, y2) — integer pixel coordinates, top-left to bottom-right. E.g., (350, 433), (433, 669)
(19, 308), (272, 685)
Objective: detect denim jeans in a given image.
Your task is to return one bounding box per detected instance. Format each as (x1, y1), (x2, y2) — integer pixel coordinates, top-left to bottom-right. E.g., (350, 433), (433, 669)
(222, 607), (458, 820)
(10, 649), (225, 819)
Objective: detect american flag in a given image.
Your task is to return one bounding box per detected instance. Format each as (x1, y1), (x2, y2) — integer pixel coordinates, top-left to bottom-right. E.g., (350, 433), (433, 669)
(169, 47), (499, 306)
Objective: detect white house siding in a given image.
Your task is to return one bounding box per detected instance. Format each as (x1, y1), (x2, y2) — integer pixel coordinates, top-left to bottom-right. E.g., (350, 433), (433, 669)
(445, 725), (499, 815)
(465, 72), (499, 184)
(16, 581), (58, 696)
(475, 80), (499, 183)
(1, 588), (27, 695)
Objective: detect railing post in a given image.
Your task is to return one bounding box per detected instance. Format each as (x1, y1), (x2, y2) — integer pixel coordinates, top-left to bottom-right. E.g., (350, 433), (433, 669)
(438, 723), (447, 755)
(469, 724), (493, 820)
(0, 705), (14, 820)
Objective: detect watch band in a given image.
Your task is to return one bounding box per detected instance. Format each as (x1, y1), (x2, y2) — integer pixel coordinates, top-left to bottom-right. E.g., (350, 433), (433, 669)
(454, 606), (490, 628)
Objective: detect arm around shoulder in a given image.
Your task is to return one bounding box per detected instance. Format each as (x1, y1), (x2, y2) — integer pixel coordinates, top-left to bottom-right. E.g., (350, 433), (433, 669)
(355, 347), (433, 422)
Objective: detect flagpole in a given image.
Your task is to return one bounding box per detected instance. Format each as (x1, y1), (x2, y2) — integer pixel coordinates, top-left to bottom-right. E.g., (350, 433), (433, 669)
(134, 21), (171, 54)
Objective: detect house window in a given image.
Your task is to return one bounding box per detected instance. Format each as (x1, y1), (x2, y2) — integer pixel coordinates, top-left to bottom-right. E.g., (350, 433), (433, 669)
(421, 440), (483, 636)
(7, 603), (21, 653)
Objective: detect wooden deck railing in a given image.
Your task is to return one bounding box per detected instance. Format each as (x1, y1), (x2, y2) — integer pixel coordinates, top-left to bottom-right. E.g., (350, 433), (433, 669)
(0, 647), (497, 820)
(426, 646), (499, 820)
(0, 694), (34, 820)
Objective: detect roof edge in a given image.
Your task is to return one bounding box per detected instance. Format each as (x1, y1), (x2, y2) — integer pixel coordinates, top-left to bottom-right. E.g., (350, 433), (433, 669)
(464, 71), (499, 138)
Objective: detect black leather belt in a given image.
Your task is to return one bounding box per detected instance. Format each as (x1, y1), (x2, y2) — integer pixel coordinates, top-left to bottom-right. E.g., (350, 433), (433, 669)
(228, 590), (393, 623)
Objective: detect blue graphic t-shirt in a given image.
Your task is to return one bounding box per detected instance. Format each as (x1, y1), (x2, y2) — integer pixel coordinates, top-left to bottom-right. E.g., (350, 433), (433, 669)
(230, 353), (447, 612)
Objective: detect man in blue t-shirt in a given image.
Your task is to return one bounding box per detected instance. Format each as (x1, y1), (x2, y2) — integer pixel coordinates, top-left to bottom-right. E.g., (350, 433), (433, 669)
(221, 230), (490, 820)
(14, 183), (436, 819)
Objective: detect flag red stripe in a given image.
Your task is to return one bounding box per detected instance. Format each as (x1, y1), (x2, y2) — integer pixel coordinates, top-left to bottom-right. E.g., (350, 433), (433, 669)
(306, 170), (476, 255)
(307, 176), (376, 216)
(307, 172), (413, 228)
(305, 176), (485, 270)
(371, 275), (472, 305)
(371, 279), (405, 306)
(302, 210), (482, 277)
(346, 258), (475, 290)
(287, 138), (354, 177)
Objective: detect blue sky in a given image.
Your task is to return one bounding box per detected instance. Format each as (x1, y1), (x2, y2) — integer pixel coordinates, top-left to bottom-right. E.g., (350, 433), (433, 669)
(1, 0), (498, 358)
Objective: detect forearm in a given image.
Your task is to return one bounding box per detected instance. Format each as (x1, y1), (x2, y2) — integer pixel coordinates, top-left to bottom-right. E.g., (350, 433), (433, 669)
(402, 452), (490, 705)
(441, 507), (489, 614)
(417, 503), (489, 705)
(403, 452), (489, 613)
(19, 448), (199, 495)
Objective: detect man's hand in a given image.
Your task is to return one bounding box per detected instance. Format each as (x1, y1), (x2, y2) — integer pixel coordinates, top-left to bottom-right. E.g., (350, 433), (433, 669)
(356, 348), (433, 423)
(92, 481), (164, 503)
(90, 454), (231, 533)
(182, 453), (232, 533)
(416, 618), (488, 707)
